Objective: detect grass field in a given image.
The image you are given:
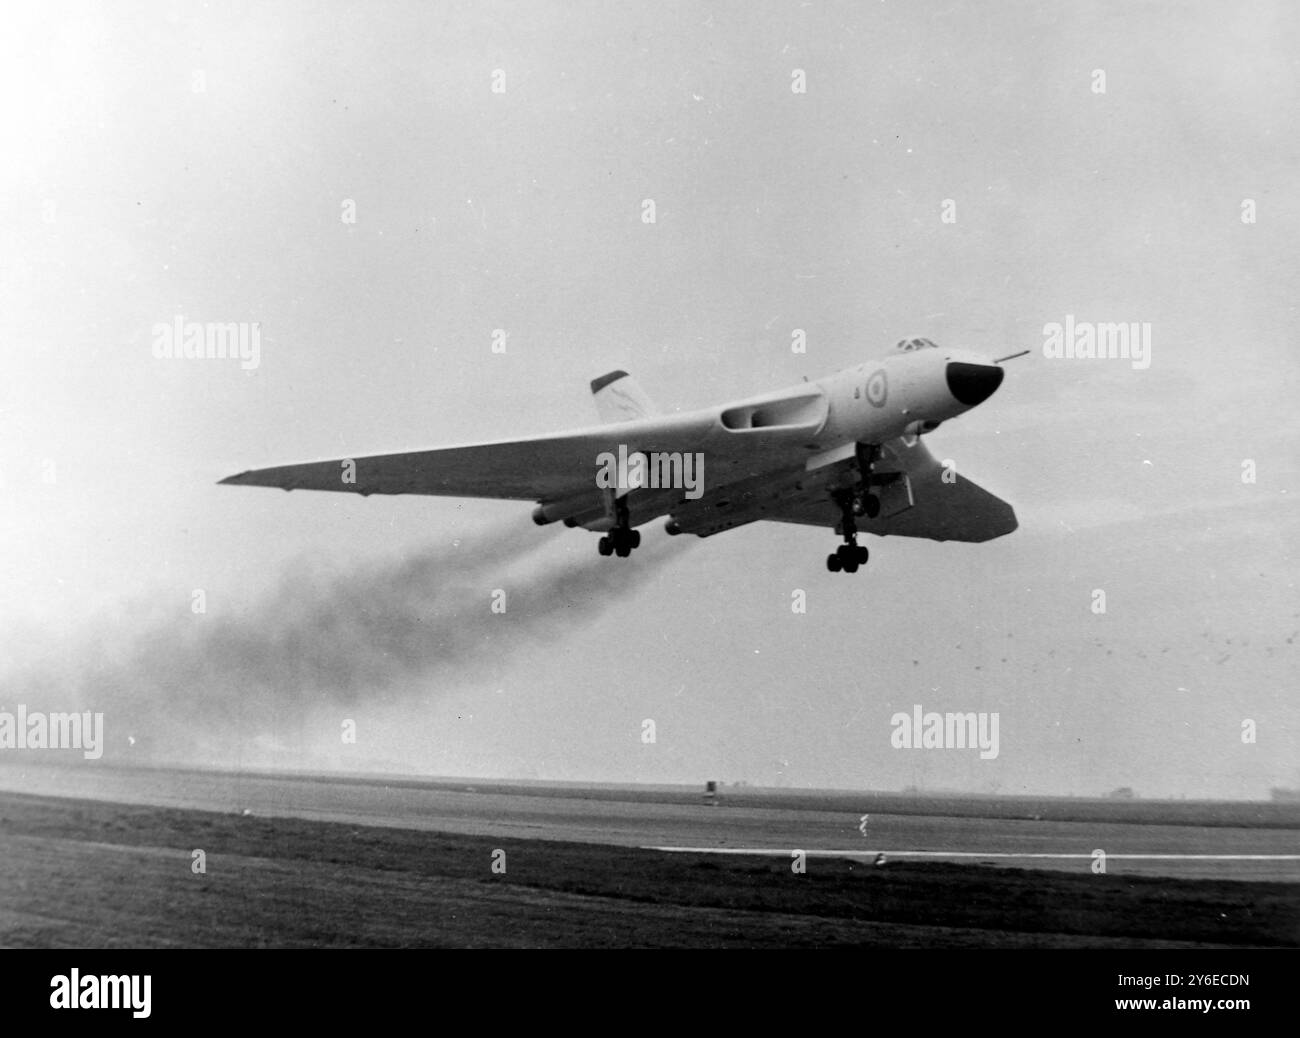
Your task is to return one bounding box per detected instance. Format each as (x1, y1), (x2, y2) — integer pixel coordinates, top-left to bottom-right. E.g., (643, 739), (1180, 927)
(1, 791), (1297, 948)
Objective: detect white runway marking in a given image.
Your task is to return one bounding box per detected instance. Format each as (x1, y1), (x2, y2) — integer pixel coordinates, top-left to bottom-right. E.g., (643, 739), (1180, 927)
(649, 847), (1300, 861)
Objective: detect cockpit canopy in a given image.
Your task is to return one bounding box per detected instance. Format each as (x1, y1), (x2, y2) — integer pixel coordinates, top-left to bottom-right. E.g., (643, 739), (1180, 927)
(895, 337), (939, 352)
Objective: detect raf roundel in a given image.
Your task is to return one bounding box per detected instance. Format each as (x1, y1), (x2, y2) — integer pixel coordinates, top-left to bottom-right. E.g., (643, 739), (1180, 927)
(866, 369), (888, 407)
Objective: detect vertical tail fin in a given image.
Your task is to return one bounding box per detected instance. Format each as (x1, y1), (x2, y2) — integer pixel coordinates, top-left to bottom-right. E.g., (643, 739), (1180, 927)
(590, 370), (659, 424)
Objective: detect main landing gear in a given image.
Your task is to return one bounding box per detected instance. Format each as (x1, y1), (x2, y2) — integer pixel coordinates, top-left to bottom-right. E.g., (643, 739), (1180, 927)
(598, 527), (641, 558)
(597, 495), (642, 558)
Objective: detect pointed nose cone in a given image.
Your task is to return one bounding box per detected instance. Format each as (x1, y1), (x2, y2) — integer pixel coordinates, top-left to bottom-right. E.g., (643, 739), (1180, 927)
(946, 362), (1004, 407)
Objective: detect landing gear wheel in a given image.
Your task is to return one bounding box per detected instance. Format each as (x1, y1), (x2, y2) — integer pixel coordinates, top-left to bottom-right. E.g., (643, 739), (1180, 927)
(600, 494), (641, 559)
(831, 485), (873, 573)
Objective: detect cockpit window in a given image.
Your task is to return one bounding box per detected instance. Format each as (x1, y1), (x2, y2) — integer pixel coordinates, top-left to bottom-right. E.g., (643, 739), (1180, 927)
(895, 337), (938, 352)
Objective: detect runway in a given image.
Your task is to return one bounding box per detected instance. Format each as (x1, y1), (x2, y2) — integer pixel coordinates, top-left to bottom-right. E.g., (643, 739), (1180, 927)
(2, 760), (1297, 882)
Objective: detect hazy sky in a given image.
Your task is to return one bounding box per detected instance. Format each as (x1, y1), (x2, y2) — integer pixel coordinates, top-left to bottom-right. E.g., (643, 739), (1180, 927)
(1, 1), (1297, 797)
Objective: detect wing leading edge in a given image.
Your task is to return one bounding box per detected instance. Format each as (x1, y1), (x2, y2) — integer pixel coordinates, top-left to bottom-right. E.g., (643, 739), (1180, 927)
(217, 397), (824, 507)
(218, 416), (707, 502)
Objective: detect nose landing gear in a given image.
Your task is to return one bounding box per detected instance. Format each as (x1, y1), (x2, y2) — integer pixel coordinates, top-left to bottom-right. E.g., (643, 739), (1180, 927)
(827, 489), (871, 574)
(852, 491), (881, 518)
(852, 442), (882, 519)
(826, 542), (869, 573)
